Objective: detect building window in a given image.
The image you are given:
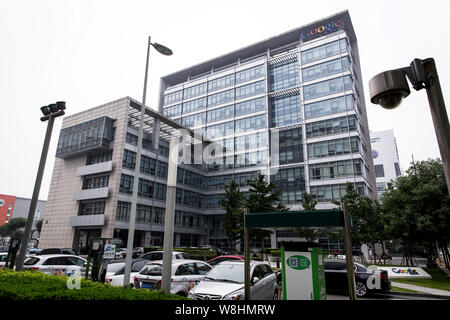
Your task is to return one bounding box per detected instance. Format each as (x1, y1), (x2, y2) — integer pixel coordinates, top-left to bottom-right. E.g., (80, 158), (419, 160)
(270, 94), (301, 128)
(235, 114), (266, 134)
(234, 132), (267, 152)
(305, 95), (355, 119)
(182, 97), (207, 114)
(310, 182), (365, 202)
(206, 121), (234, 139)
(303, 75), (353, 101)
(183, 82), (207, 100)
(302, 57), (350, 82)
(394, 162), (402, 177)
(122, 149), (136, 170)
(78, 201), (106, 216)
(305, 115), (357, 138)
(138, 178), (154, 199)
(271, 167), (305, 204)
(301, 39), (347, 65)
(86, 151), (112, 165)
(235, 80), (265, 100)
(374, 164), (385, 178)
(163, 90), (183, 106)
(235, 97), (265, 117)
(82, 175), (109, 189)
(207, 89), (234, 107)
(182, 112), (206, 127)
(119, 174), (134, 194)
(277, 127), (303, 165)
(269, 59), (299, 92)
(163, 103), (182, 118)
(208, 74), (235, 93)
(154, 183), (167, 201)
(307, 136), (360, 159)
(116, 201), (130, 221)
(207, 105), (234, 123)
(309, 159), (363, 180)
(235, 64), (265, 85)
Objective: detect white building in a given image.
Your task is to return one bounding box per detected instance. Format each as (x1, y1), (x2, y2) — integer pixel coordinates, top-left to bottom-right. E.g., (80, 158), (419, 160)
(370, 130), (403, 198)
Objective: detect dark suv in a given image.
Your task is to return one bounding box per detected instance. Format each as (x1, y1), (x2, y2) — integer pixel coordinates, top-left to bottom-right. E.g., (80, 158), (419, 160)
(37, 248), (78, 256)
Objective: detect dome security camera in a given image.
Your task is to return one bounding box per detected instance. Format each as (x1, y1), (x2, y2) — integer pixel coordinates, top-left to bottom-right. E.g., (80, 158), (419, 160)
(369, 69), (411, 109)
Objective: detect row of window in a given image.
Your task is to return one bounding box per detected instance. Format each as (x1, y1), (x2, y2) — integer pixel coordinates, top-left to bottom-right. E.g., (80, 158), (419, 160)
(307, 136), (360, 159)
(163, 64), (265, 105)
(305, 114), (357, 138)
(205, 114), (266, 138)
(309, 159), (363, 181)
(82, 175), (109, 190)
(310, 182), (365, 202)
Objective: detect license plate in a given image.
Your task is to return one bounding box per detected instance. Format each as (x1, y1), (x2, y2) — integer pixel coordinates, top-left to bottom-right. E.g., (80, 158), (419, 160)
(141, 282), (154, 290)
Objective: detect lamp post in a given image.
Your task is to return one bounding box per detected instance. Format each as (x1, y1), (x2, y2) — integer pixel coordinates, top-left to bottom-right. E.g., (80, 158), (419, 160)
(15, 102), (66, 271)
(369, 58), (450, 196)
(122, 37), (172, 288)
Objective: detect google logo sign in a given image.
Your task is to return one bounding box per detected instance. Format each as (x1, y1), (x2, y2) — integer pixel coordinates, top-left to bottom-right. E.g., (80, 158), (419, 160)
(301, 20), (344, 41)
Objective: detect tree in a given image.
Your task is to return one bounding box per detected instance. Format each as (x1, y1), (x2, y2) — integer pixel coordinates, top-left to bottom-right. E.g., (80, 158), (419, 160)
(381, 158), (450, 267)
(333, 183), (386, 264)
(245, 173), (287, 252)
(0, 217), (26, 238)
(220, 180), (245, 253)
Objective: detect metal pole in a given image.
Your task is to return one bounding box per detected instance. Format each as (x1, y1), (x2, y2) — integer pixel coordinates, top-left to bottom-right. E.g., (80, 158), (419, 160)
(161, 138), (179, 294)
(16, 115), (56, 271)
(423, 58), (450, 197)
(123, 36), (152, 287)
(342, 203), (357, 300)
(244, 208), (251, 300)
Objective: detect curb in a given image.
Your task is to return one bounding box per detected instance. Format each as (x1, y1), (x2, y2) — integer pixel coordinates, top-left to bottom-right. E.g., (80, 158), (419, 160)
(388, 290), (450, 300)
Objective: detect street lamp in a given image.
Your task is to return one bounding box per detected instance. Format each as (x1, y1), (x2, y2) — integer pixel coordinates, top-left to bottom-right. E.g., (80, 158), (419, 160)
(15, 101), (66, 271)
(122, 37), (172, 288)
(369, 58), (450, 196)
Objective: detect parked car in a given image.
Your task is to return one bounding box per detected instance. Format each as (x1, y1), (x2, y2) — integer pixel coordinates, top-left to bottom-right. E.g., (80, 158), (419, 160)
(132, 247), (144, 258)
(115, 248), (128, 259)
(37, 248), (78, 256)
(27, 248), (41, 255)
(22, 254), (86, 276)
(134, 259), (212, 296)
(105, 260), (150, 287)
(0, 252), (8, 268)
(207, 255), (244, 266)
(189, 261), (278, 300)
(324, 259), (391, 297)
(139, 251), (189, 261)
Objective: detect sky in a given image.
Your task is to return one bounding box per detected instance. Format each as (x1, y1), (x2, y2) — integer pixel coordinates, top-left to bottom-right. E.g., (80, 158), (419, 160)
(1, 0), (449, 200)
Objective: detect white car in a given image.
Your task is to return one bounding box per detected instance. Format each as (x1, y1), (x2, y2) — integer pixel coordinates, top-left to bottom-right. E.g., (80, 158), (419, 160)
(105, 260), (150, 287)
(134, 259), (212, 296)
(0, 252), (8, 268)
(189, 261), (278, 300)
(138, 251), (189, 261)
(22, 254), (86, 276)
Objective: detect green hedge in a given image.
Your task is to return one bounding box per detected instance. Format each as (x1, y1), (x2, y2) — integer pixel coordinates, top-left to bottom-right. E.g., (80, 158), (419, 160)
(0, 269), (187, 300)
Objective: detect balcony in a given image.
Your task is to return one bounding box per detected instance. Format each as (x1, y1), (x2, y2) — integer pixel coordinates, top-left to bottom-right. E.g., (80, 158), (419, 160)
(68, 214), (105, 227)
(77, 160), (113, 176)
(73, 187), (109, 201)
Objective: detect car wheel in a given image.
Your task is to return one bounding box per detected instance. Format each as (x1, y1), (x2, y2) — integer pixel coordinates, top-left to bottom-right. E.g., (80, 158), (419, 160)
(355, 282), (368, 297)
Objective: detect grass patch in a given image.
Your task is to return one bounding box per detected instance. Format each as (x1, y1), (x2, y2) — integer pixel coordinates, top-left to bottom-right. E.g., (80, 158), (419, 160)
(0, 269), (188, 300)
(392, 268), (450, 292)
(391, 286), (420, 294)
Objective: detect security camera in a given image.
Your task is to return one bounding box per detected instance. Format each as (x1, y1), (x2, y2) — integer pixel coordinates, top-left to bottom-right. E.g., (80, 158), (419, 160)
(369, 69), (411, 109)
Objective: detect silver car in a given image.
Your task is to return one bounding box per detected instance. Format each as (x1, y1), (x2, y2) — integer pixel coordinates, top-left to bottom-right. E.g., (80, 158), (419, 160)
(22, 254), (86, 276)
(134, 259), (212, 296)
(189, 261), (278, 300)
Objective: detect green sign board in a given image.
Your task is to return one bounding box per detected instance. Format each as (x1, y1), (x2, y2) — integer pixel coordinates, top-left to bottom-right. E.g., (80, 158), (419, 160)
(287, 255), (311, 270)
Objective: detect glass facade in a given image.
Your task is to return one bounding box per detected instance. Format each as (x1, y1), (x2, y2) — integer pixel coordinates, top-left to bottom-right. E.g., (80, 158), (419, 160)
(270, 94), (301, 127)
(278, 127), (303, 165)
(269, 59), (299, 92)
(305, 95), (355, 119)
(307, 136), (360, 159)
(56, 117), (115, 159)
(271, 167), (305, 204)
(306, 114), (357, 138)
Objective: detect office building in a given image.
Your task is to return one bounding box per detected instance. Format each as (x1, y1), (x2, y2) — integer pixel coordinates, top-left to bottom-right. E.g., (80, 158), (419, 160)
(39, 10), (376, 251)
(370, 130), (403, 198)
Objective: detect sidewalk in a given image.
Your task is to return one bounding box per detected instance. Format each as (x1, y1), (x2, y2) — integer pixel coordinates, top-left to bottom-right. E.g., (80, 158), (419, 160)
(391, 281), (450, 297)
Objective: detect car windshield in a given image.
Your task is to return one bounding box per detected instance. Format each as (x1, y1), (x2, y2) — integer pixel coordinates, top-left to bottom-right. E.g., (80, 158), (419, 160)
(204, 263), (244, 284)
(140, 264), (163, 276)
(106, 263), (125, 274)
(24, 257), (40, 265)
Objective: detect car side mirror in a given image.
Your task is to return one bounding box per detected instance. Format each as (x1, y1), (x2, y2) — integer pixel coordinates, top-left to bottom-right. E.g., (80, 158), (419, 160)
(252, 277), (260, 284)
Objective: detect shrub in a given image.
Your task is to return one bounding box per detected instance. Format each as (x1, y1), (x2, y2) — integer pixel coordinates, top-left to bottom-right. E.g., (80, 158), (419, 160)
(0, 269), (187, 300)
